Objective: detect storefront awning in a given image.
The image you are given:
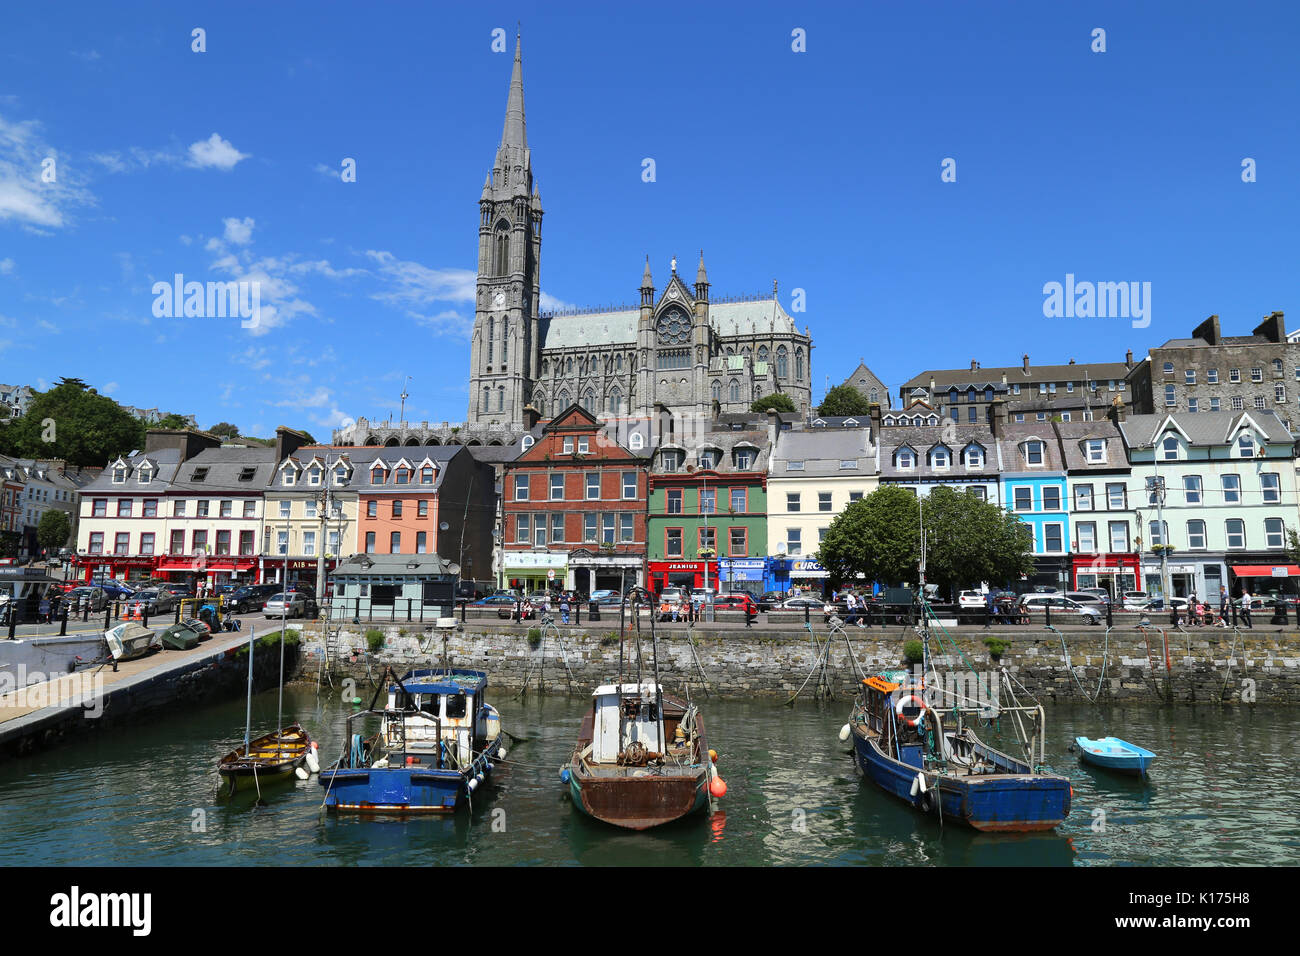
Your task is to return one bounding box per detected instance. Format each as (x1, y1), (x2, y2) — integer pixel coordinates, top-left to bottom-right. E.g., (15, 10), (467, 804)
(1230, 564), (1300, 577)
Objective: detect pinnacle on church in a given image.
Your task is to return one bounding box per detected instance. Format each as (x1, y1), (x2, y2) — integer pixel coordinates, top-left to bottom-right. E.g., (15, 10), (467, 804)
(641, 255), (654, 289)
(500, 33), (527, 155)
(696, 250), (708, 285)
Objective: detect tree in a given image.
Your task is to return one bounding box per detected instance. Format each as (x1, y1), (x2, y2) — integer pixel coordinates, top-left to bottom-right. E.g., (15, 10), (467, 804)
(37, 510), (72, 553)
(0, 380), (146, 467)
(818, 383), (872, 417)
(817, 484), (1034, 595)
(750, 393), (796, 414)
(209, 421), (241, 439)
(154, 413), (191, 430)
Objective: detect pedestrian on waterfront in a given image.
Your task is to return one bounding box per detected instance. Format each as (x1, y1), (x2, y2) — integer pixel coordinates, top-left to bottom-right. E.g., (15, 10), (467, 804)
(1219, 585), (1229, 616)
(560, 594), (570, 625)
(1240, 589), (1253, 629)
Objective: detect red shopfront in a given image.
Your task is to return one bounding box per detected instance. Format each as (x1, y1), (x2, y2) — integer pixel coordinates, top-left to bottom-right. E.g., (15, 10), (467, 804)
(1070, 553), (1142, 596)
(259, 557), (338, 593)
(154, 555), (260, 588)
(72, 554), (157, 584)
(647, 560), (708, 593)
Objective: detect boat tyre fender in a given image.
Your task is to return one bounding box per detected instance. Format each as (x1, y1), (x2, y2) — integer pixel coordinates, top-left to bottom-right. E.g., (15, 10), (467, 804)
(895, 694), (926, 728)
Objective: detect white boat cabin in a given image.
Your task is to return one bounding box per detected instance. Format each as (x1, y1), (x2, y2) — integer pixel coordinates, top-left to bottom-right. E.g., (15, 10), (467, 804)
(590, 682), (665, 764)
(383, 669), (499, 767)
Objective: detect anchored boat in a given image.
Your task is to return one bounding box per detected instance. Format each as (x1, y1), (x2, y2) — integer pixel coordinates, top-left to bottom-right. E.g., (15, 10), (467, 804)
(1075, 736), (1156, 777)
(563, 589), (724, 830)
(847, 671), (1071, 832)
(319, 667), (505, 814)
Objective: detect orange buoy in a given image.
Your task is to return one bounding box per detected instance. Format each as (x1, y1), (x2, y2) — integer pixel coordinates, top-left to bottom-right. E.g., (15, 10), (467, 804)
(709, 775), (727, 798)
(709, 749), (718, 763)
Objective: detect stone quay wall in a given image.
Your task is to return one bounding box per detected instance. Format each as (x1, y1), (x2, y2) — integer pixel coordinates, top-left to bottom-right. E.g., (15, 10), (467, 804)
(294, 621), (1300, 706)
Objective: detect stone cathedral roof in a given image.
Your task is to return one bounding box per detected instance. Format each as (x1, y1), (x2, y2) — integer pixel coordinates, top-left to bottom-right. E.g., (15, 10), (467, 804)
(539, 298), (802, 350)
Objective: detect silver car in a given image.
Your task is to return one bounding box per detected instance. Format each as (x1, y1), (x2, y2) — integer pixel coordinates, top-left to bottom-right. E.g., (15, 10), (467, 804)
(65, 586), (109, 612)
(264, 591), (311, 618)
(127, 589), (176, 615)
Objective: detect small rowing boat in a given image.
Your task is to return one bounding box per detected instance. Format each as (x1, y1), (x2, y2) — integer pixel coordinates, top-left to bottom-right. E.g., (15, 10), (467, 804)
(218, 723), (311, 795)
(1074, 736), (1156, 777)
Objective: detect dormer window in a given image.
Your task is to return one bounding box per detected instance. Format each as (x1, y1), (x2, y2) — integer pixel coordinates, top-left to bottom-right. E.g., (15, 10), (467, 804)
(1161, 436), (1180, 460)
(522, 435), (536, 451)
(1024, 441), (1044, 466)
(371, 466), (387, 484)
(628, 433), (644, 451)
(281, 470), (295, 487)
(420, 466), (434, 484)
(238, 467), (256, 482)
(963, 445), (985, 469)
(308, 466), (321, 485)
(138, 467), (152, 484)
(113, 467), (127, 483)
(333, 465), (348, 485)
(895, 447), (916, 470)
(1085, 439), (1106, 463)
(192, 467), (208, 483)
(698, 449), (720, 470)
(786, 461), (805, 471)
(395, 468), (410, 485)
(661, 449), (684, 472)
(930, 447), (950, 469)
(733, 447), (757, 470)
(1238, 434), (1255, 458)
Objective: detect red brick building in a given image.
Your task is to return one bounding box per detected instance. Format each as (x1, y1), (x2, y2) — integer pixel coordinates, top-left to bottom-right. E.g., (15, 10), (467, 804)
(501, 405), (648, 595)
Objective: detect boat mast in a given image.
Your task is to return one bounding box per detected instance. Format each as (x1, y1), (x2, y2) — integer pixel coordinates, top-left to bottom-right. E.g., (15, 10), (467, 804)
(648, 588), (665, 754)
(243, 625), (255, 756)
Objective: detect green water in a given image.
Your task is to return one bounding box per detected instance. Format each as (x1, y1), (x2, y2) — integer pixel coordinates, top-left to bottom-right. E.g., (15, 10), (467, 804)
(0, 684), (1296, 866)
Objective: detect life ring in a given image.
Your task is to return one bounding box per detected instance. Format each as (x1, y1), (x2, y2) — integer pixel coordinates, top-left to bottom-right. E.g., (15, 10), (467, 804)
(895, 694), (926, 728)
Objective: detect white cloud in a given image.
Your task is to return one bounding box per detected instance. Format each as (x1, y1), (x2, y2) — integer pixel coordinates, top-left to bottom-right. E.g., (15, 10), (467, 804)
(72, 50), (102, 62)
(288, 259), (364, 279)
(0, 258), (13, 274)
(204, 221), (319, 336)
(187, 133), (249, 171)
(102, 381), (119, 394)
(222, 216), (255, 245)
(540, 291), (576, 312)
(0, 114), (95, 230)
(313, 162), (341, 181)
(408, 309), (472, 338)
(364, 250), (476, 307)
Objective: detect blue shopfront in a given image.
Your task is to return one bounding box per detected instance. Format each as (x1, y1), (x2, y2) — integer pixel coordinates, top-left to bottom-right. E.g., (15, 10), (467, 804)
(716, 558), (767, 596)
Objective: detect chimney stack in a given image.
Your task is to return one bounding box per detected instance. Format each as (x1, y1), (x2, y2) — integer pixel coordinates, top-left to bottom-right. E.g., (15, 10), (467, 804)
(1254, 310), (1286, 344)
(1108, 395), (1127, 425)
(990, 398), (1008, 437)
(970, 359), (978, 372)
(1192, 314), (1221, 346)
(1126, 349), (1133, 369)
(766, 407), (779, 450)
(522, 403), (541, 431)
(1022, 354), (1030, 374)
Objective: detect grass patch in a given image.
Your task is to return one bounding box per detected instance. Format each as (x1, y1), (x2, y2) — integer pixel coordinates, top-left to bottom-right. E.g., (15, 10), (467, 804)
(365, 628), (385, 654)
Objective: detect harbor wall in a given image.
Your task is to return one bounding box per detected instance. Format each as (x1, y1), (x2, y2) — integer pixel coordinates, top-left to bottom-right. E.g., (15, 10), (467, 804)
(0, 633), (301, 760)
(295, 622), (1300, 705)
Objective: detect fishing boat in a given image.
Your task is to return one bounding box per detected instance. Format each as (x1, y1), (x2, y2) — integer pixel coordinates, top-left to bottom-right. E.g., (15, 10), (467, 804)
(319, 668), (506, 814)
(1075, 736), (1156, 777)
(217, 626), (311, 797)
(104, 622), (160, 662)
(846, 671), (1071, 832)
(563, 589), (723, 830)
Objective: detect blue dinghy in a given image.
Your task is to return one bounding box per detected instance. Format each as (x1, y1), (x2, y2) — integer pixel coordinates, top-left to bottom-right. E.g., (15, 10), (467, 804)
(1074, 736), (1155, 777)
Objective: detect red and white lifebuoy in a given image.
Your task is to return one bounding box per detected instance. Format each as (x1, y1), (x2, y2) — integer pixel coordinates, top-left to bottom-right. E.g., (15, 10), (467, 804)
(895, 694), (926, 728)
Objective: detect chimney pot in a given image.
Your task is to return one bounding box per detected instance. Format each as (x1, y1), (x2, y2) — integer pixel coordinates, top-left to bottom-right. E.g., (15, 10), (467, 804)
(1022, 354), (1030, 373)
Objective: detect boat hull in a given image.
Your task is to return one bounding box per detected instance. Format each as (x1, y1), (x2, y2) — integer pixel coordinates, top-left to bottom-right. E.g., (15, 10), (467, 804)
(568, 767), (709, 831)
(218, 724), (310, 796)
(851, 731), (1070, 832)
(1075, 737), (1155, 776)
(320, 735), (502, 814)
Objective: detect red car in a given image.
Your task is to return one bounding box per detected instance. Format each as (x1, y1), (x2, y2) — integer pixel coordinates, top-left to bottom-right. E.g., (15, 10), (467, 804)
(713, 593), (759, 618)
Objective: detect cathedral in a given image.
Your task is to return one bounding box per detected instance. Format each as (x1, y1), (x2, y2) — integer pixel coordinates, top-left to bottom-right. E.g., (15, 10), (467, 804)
(466, 37), (814, 429)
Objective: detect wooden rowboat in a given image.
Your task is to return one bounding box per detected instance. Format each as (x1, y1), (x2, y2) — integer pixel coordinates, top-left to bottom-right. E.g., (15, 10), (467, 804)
(1075, 736), (1156, 777)
(218, 723), (310, 796)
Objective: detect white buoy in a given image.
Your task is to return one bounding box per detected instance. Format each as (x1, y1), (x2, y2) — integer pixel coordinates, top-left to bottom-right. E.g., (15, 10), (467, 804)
(295, 766), (310, 780)
(838, 723), (850, 742)
(305, 748), (321, 774)
(497, 745), (507, 759)
(468, 777), (479, 791)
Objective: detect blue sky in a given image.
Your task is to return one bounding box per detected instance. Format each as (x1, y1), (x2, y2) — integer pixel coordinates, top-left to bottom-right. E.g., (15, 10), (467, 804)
(2, 1), (1298, 437)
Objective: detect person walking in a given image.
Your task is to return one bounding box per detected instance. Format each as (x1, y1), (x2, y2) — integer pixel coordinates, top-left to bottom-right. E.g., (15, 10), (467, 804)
(1240, 589), (1253, 629)
(560, 593), (570, 625)
(1219, 585), (1229, 618)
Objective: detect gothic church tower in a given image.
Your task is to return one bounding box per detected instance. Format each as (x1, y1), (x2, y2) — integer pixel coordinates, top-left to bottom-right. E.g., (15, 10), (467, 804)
(468, 34), (544, 427)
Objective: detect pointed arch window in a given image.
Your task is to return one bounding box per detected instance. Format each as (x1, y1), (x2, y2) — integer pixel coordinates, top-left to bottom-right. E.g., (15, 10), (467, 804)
(493, 222), (510, 277)
(870, 388), (879, 404)
(583, 389), (595, 412)
(758, 346), (770, 364)
(776, 346), (788, 379)
(795, 348), (804, 381)
(558, 389), (571, 411)
(502, 318), (509, 367)
(729, 379), (740, 402)
(711, 381), (722, 403)
(608, 387), (622, 414)
(481, 387), (490, 413)
(497, 386), (505, 412)
(486, 317), (494, 364)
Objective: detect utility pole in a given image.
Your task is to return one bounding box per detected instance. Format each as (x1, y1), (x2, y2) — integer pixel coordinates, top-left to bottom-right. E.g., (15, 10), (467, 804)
(315, 452), (331, 600)
(1147, 440), (1171, 603)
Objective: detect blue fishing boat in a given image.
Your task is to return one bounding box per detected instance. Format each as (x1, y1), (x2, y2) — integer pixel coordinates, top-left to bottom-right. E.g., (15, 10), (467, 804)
(319, 667), (505, 814)
(1075, 736), (1156, 777)
(846, 673), (1072, 832)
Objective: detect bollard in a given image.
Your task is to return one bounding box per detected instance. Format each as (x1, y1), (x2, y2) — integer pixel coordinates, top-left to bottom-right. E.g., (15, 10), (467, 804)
(6, 611), (14, 640)
(407, 598), (413, 623)
(461, 599), (467, 623)
(60, 607), (68, 636)
(104, 607), (111, 630)
(1231, 600), (1238, 626)
(82, 604), (89, 623)
(174, 604), (181, 625)
(804, 603), (810, 627)
(1272, 600), (1288, 626)
(142, 606), (150, 627)
(1045, 602), (1051, 627)
(575, 601), (581, 626)
(1106, 601), (1113, 628)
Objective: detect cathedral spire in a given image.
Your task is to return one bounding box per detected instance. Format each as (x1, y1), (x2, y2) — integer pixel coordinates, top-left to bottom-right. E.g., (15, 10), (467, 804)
(641, 255), (654, 289)
(500, 33), (527, 154)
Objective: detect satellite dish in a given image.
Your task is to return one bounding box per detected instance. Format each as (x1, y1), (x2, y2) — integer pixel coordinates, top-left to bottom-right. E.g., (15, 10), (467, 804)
(448, 563), (461, 576)
(439, 521), (450, 531)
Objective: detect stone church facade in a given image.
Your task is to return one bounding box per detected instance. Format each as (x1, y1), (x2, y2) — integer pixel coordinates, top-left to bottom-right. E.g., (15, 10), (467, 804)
(466, 37), (814, 430)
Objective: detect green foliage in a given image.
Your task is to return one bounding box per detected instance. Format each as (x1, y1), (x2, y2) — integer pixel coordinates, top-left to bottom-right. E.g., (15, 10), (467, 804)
(817, 485), (1034, 595)
(750, 393), (796, 414)
(37, 510), (72, 552)
(209, 421), (241, 439)
(154, 413), (191, 430)
(0, 531), (19, 559)
(818, 383), (872, 417)
(983, 636), (1010, 659)
(903, 640), (924, 664)
(601, 632), (620, 646)
(527, 627), (542, 648)
(365, 628), (385, 653)
(0, 380), (146, 467)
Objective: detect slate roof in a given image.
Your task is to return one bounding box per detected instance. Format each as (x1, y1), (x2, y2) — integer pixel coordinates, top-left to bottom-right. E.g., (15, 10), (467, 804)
(79, 447), (183, 493)
(994, 423), (1066, 473)
(331, 552), (458, 577)
(1119, 410), (1295, 448)
(539, 297), (799, 350)
(770, 428), (876, 478)
(877, 423), (1000, 480)
(1054, 419), (1129, 470)
(170, 446), (279, 492)
(902, 361), (1130, 391)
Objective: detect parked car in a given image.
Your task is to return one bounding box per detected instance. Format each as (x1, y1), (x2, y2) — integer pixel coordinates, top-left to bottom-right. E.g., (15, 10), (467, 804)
(64, 586), (109, 612)
(957, 590), (986, 609)
(755, 591), (785, 612)
(1064, 591), (1108, 609)
(1078, 588), (1112, 604)
(264, 591), (313, 618)
(227, 583), (282, 614)
(1135, 597), (1190, 613)
(1018, 593), (1102, 624)
(127, 589), (177, 616)
(95, 580), (137, 600)
(713, 593), (759, 618)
